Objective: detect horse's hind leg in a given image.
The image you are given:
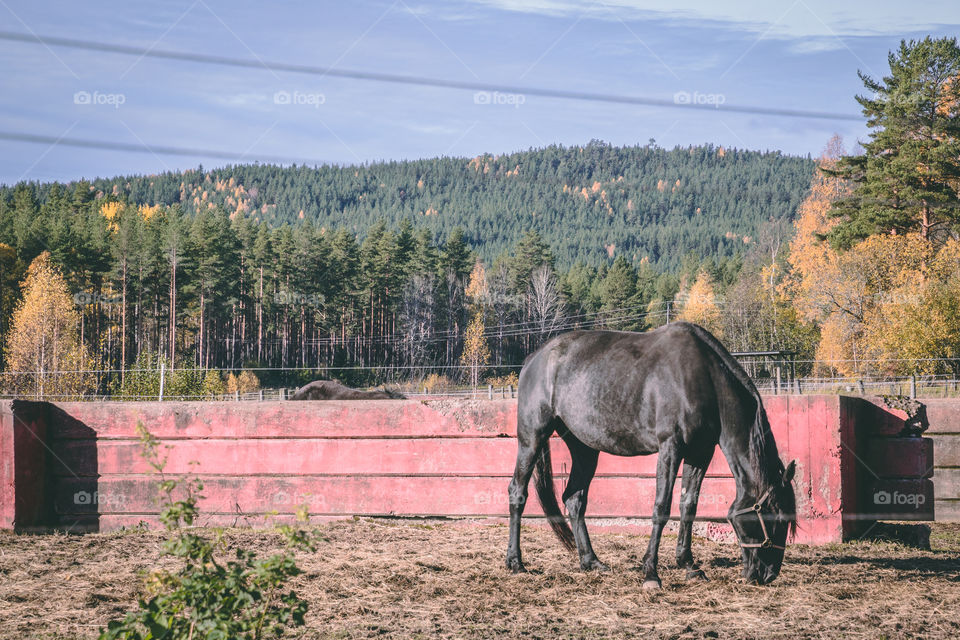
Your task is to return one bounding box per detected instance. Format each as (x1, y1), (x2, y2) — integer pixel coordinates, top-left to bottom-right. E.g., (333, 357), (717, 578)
(676, 461), (709, 581)
(562, 435), (607, 571)
(506, 412), (553, 573)
(642, 436), (682, 589)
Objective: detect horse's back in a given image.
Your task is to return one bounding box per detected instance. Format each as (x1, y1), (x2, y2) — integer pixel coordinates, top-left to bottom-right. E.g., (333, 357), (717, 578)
(518, 324), (724, 455)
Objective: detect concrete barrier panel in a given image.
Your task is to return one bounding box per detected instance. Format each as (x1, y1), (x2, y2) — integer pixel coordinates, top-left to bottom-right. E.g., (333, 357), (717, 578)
(0, 395), (940, 543)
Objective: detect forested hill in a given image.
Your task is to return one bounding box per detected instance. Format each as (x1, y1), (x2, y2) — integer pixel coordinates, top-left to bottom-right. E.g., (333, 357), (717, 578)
(6, 141), (814, 269)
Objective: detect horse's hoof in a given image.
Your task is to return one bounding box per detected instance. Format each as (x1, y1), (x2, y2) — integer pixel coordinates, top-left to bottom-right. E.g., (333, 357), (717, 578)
(642, 579), (662, 590)
(506, 558), (527, 573)
(581, 559), (609, 572)
(685, 569), (708, 581)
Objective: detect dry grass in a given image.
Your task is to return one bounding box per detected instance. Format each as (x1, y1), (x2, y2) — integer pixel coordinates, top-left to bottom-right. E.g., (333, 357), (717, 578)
(1, 520), (960, 639)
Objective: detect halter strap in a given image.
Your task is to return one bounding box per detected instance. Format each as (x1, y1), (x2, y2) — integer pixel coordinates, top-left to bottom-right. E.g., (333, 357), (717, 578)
(728, 487), (786, 551)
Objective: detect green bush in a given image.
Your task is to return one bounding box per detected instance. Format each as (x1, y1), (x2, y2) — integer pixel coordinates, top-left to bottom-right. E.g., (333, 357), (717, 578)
(100, 424), (316, 640)
(166, 366), (204, 399)
(119, 351), (167, 399)
(200, 370), (226, 398)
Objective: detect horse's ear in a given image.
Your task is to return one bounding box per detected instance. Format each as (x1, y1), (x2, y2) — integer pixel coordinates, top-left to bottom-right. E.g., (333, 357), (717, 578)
(782, 460), (797, 484)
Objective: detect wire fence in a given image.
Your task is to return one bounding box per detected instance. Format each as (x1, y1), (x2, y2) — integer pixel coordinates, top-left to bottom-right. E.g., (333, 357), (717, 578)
(2, 368), (959, 402)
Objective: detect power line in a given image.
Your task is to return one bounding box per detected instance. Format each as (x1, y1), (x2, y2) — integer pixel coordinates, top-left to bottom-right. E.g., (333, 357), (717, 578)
(0, 31), (862, 122)
(0, 131), (327, 165)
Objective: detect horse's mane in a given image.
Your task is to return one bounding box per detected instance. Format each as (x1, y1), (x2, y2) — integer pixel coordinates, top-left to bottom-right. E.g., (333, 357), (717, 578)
(682, 323), (797, 535)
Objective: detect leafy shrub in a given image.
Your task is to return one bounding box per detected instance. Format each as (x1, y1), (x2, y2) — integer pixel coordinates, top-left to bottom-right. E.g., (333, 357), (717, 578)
(420, 373), (452, 393)
(118, 351), (166, 399)
(238, 370), (261, 393)
(100, 424), (316, 640)
(166, 366), (204, 399)
(485, 372), (519, 388)
(200, 370), (226, 398)
(225, 371), (261, 395)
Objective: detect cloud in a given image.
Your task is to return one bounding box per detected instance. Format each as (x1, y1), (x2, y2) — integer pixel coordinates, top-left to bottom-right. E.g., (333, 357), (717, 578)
(786, 38), (850, 55)
(458, 0), (959, 39)
(403, 121), (468, 136)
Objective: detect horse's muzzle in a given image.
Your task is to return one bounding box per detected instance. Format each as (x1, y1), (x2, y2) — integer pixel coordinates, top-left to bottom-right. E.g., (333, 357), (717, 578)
(744, 564), (780, 586)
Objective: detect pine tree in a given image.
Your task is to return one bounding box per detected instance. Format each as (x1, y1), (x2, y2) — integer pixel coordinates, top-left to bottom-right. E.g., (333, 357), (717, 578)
(508, 230), (554, 293)
(440, 227), (473, 281)
(599, 256), (638, 328)
(0, 243), (23, 368)
(827, 37), (960, 247)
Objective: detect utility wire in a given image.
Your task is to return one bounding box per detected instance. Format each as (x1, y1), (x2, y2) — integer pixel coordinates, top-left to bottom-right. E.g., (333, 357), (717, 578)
(0, 31), (862, 122)
(0, 131), (327, 165)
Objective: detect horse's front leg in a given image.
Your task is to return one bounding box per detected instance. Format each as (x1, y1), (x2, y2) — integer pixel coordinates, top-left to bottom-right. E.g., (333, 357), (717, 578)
(676, 461), (709, 581)
(642, 438), (681, 589)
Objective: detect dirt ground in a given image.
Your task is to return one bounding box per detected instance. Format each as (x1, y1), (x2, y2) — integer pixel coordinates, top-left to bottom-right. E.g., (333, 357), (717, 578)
(1, 520), (959, 639)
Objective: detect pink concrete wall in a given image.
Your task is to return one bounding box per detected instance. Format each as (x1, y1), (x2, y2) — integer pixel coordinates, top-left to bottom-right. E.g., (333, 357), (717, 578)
(0, 395), (936, 543)
(915, 399), (960, 521)
(0, 401), (50, 530)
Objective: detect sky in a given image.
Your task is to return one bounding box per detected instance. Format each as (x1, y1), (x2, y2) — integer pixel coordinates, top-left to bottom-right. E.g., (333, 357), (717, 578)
(0, 0), (958, 185)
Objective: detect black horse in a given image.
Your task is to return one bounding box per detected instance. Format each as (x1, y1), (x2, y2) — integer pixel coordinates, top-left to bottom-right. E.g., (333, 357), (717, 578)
(506, 322), (796, 588)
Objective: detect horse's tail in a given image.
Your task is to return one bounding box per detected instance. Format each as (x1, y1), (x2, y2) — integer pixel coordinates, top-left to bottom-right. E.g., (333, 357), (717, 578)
(533, 442), (576, 552)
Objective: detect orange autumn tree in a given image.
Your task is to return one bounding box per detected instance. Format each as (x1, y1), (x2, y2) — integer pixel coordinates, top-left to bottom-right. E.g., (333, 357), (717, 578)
(465, 260), (488, 312)
(677, 270), (723, 338)
(785, 138), (866, 376)
(460, 312), (491, 388)
(461, 260), (491, 387)
(786, 136), (960, 376)
(865, 239), (960, 374)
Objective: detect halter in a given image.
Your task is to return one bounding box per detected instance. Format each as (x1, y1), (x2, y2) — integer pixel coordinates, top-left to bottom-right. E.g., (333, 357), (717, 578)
(728, 487), (785, 551)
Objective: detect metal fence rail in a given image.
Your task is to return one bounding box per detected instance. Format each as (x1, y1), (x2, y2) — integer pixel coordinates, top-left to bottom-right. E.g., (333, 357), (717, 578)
(4, 375), (960, 402)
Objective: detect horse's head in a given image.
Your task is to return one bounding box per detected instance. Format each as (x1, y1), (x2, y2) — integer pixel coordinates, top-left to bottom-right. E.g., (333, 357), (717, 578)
(728, 460), (797, 585)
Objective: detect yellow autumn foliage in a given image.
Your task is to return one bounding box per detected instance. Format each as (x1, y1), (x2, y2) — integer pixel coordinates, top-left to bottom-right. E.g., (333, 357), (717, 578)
(465, 261), (488, 305)
(4, 252), (96, 397)
(139, 204), (161, 220)
(677, 270), (723, 338)
(101, 201), (123, 221)
(460, 312), (491, 387)
(787, 140), (960, 375)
